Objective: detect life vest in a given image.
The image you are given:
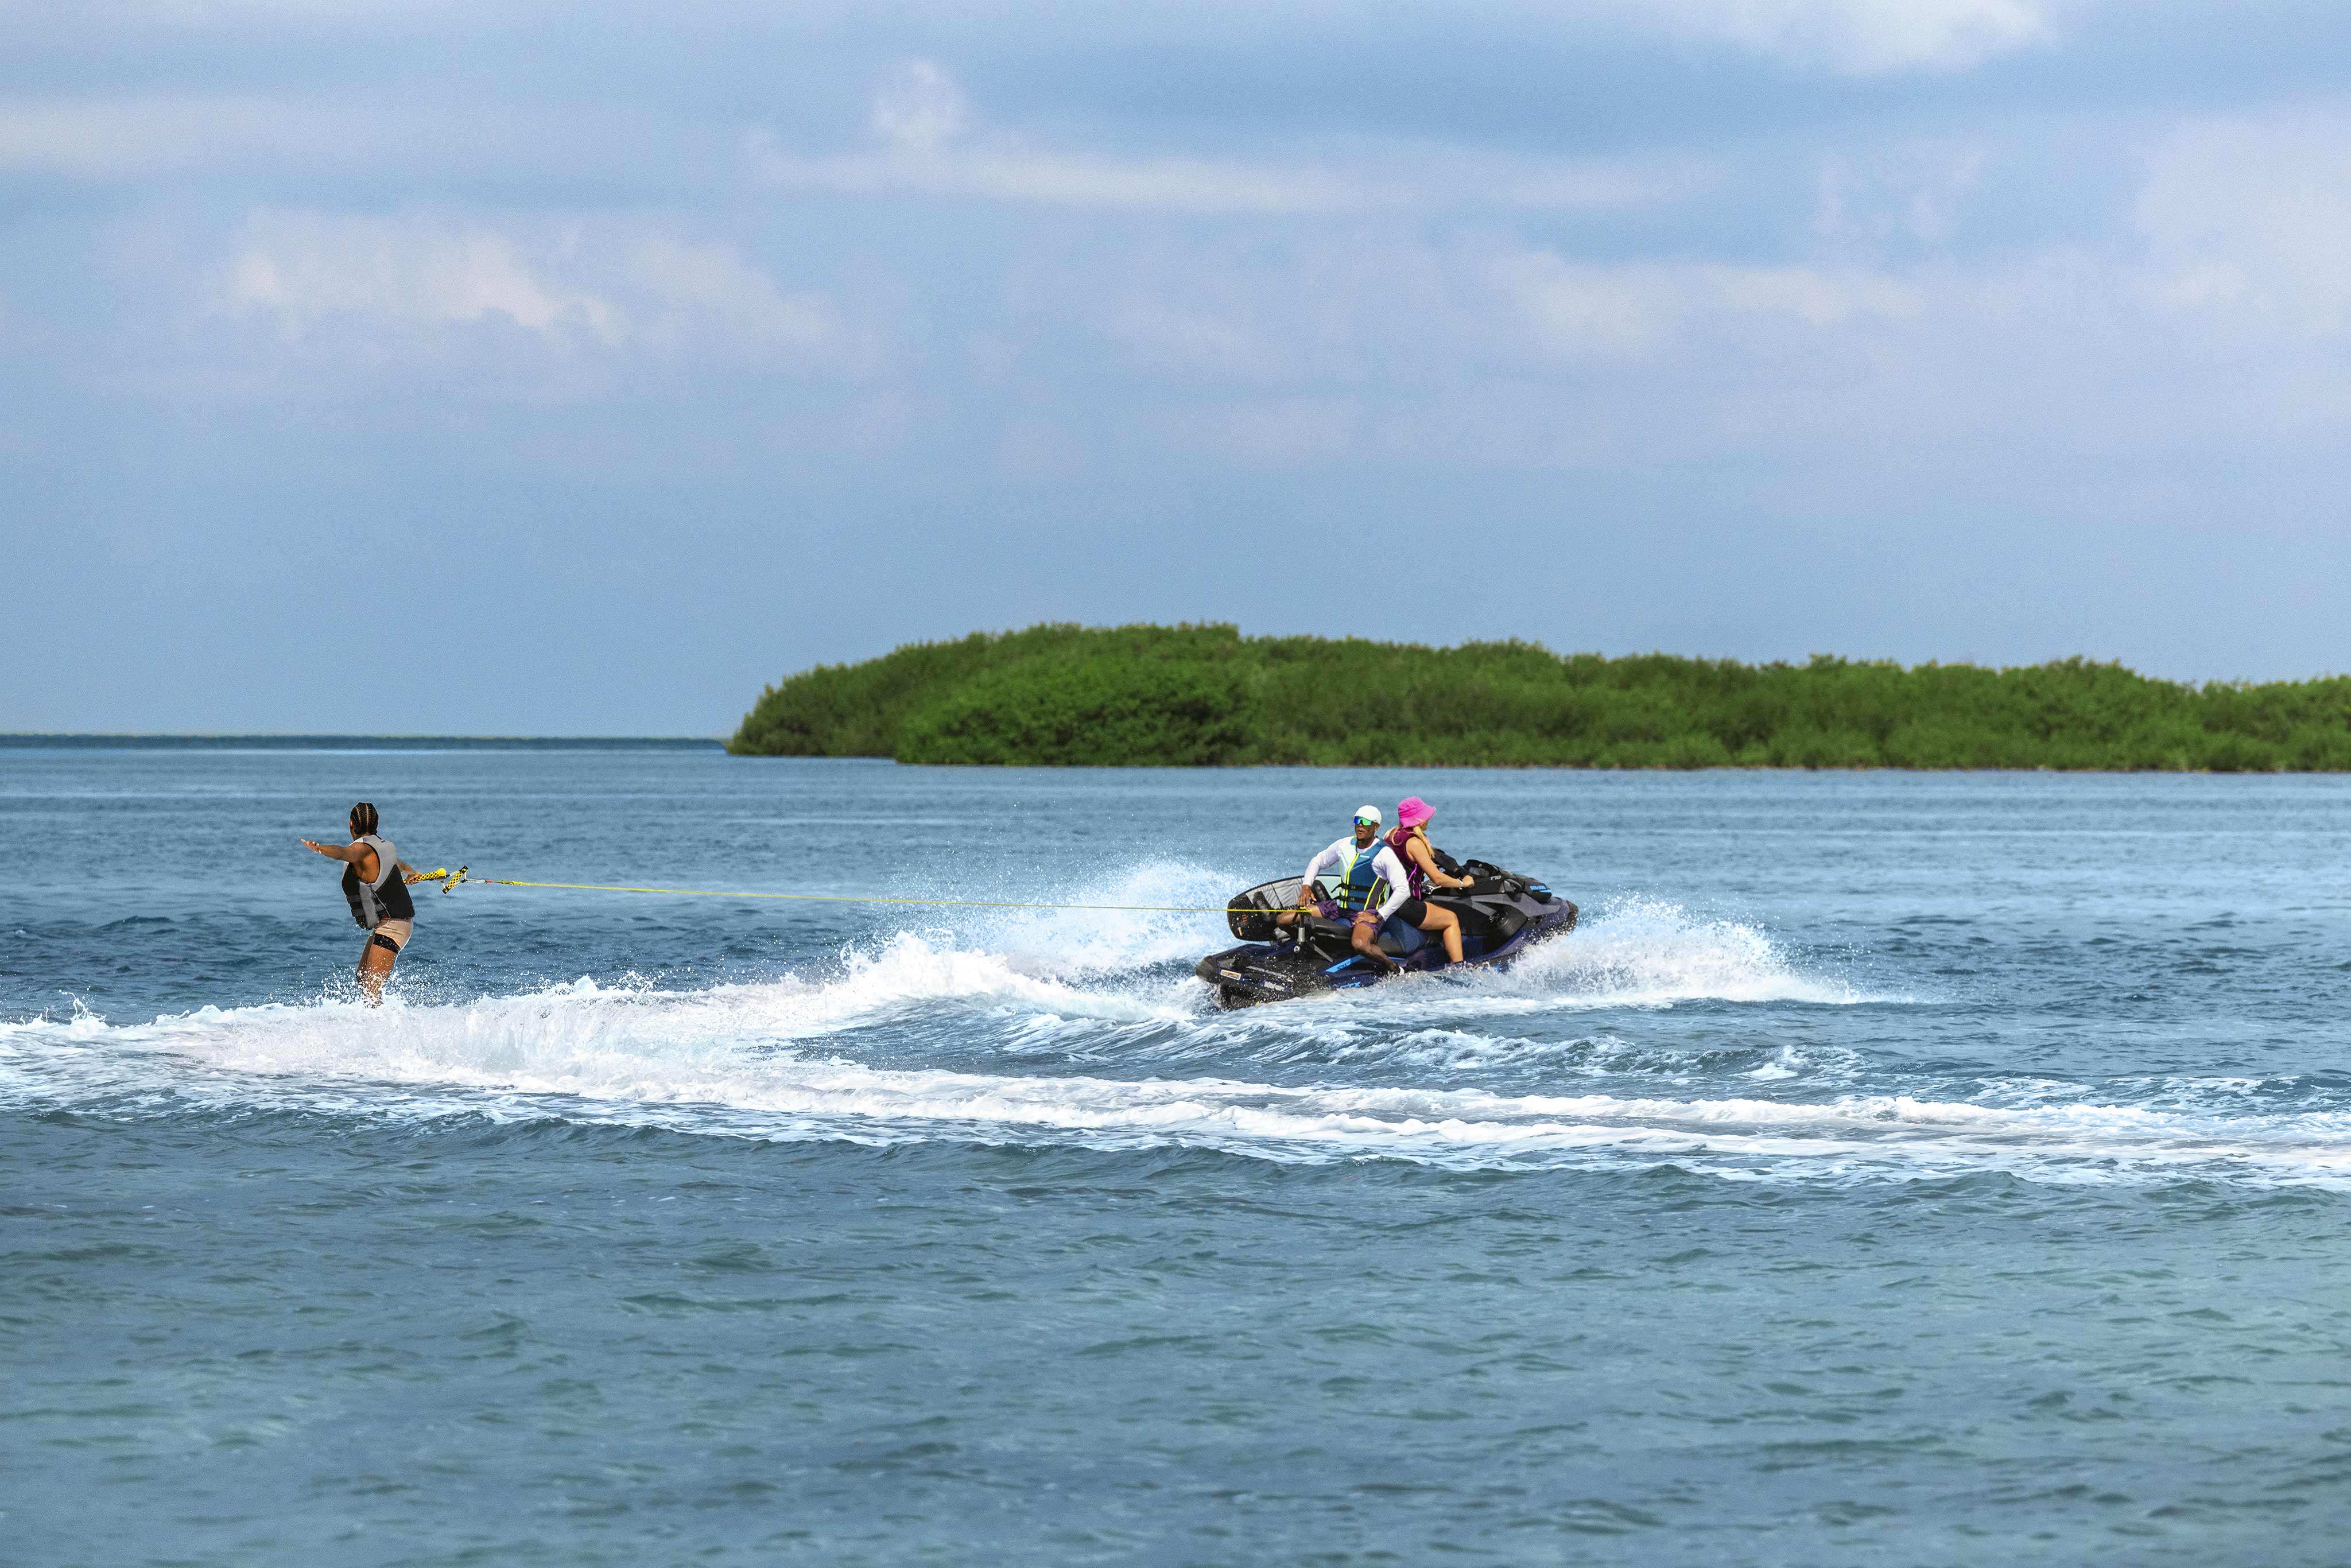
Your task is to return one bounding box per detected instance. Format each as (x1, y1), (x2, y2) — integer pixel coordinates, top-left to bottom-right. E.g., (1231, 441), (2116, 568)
(1387, 827), (1431, 899)
(342, 835), (414, 929)
(1321, 838), (1390, 915)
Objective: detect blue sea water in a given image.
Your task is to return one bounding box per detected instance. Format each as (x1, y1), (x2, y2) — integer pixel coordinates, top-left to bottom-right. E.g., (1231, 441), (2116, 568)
(5, 748), (2351, 1565)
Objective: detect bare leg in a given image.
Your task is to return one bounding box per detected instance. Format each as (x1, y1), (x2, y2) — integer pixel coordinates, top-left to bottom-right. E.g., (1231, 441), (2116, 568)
(1419, 905), (1464, 964)
(358, 938), (397, 1006)
(1350, 916), (1399, 972)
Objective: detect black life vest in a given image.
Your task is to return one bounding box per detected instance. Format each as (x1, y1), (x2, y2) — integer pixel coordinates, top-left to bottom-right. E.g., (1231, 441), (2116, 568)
(342, 835), (415, 929)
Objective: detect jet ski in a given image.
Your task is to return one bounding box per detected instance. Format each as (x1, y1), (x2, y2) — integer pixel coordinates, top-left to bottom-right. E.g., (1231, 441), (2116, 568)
(1195, 857), (1577, 1008)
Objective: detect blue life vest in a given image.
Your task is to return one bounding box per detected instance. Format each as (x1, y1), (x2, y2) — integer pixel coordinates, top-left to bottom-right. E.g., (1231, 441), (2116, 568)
(1326, 840), (1390, 915)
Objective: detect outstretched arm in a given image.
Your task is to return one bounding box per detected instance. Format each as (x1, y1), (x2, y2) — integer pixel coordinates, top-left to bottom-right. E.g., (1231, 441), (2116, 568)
(302, 839), (387, 885)
(1410, 838), (1473, 891)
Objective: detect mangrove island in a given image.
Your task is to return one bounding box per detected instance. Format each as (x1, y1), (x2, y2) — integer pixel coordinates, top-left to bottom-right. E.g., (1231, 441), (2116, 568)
(729, 624), (2351, 770)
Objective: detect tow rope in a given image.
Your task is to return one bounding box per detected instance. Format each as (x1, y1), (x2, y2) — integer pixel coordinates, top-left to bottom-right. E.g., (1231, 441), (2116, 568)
(405, 867), (1236, 914)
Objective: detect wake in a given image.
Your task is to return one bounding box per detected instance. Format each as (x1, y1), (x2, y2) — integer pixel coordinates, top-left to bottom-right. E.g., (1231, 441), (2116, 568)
(4, 888), (2341, 1187)
(6, 986), (2350, 1186)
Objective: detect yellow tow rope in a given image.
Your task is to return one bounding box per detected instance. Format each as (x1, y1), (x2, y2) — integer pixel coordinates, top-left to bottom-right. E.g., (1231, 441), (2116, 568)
(405, 867), (1237, 914)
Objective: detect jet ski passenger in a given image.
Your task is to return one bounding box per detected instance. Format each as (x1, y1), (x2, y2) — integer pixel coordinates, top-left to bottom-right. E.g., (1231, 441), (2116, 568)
(1388, 797), (1477, 899)
(1381, 797), (1469, 962)
(1297, 805), (1427, 972)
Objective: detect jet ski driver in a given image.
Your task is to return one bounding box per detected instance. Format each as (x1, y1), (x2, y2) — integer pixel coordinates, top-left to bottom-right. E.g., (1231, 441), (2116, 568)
(1296, 805), (1465, 971)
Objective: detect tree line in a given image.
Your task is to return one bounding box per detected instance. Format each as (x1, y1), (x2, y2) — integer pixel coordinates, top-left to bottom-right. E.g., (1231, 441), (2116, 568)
(728, 623), (2351, 770)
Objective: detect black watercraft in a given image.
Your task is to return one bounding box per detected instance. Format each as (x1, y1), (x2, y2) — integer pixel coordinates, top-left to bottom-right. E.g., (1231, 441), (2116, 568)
(1195, 859), (1577, 1008)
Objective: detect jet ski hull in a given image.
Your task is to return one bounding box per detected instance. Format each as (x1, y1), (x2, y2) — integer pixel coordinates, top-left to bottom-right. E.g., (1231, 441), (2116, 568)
(1196, 862), (1576, 1008)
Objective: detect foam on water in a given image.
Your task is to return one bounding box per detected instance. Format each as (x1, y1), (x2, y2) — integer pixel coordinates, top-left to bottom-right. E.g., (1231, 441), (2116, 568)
(0, 864), (2243, 1186)
(1488, 895), (1893, 1007)
(878, 859), (1240, 981)
(917, 876), (1896, 1016)
(8, 992), (2351, 1185)
(1, 887), (2340, 1186)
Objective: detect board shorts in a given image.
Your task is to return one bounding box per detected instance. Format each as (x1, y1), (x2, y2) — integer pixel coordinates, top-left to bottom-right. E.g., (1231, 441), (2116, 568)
(368, 918), (413, 953)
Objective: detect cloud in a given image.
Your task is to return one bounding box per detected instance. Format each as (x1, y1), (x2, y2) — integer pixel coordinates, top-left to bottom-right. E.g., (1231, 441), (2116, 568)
(763, 0), (2073, 77)
(748, 62), (1695, 217)
(620, 238), (867, 364)
(950, 185), (2349, 479)
(1106, 296), (1283, 378)
(0, 94), (301, 180)
(1487, 249), (1921, 363)
(228, 215), (618, 336)
(1613, 0), (2062, 74)
(750, 132), (1402, 215)
(0, 4), (2085, 209)
(869, 59), (969, 150)
(2138, 103), (2351, 338)
(787, 0), (2073, 77)
(220, 211), (870, 371)
(0, 88), (717, 205)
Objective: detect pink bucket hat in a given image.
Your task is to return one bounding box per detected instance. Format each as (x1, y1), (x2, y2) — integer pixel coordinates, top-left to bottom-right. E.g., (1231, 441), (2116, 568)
(1396, 797), (1433, 828)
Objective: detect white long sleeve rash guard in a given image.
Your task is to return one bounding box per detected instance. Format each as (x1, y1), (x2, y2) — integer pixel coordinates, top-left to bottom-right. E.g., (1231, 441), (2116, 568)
(1302, 836), (1414, 923)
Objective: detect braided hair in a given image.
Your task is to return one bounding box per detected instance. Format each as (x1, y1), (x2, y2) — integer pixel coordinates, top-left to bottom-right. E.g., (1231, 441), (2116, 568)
(349, 802), (379, 836)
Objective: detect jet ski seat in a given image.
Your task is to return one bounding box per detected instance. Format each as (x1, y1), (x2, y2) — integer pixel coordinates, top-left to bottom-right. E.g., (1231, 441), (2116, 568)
(1378, 921), (1427, 958)
(1293, 913), (1421, 959)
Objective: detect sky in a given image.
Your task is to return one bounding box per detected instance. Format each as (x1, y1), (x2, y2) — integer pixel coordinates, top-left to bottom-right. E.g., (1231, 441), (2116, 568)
(4, 0), (2349, 733)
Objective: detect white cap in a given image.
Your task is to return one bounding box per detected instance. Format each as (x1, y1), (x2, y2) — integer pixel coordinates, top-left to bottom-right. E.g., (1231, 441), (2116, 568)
(1353, 804), (1382, 825)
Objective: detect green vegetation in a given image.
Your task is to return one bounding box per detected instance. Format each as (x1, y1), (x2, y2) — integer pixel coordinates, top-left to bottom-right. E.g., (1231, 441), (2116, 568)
(728, 624), (2351, 770)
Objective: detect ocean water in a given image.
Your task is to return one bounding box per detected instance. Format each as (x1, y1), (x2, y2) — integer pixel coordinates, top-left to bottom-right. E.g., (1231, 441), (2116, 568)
(5, 749), (2351, 1565)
